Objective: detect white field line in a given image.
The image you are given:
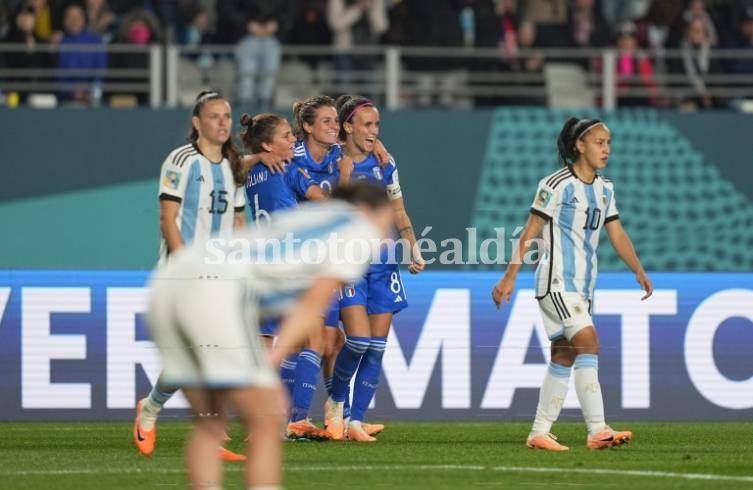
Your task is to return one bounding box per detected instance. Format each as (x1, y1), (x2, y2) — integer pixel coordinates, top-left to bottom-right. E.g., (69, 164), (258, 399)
(0, 465), (752, 483)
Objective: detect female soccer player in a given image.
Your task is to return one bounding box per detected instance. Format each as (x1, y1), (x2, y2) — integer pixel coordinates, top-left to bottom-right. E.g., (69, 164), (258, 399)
(146, 182), (394, 490)
(491, 117), (653, 451)
(134, 90), (248, 461)
(325, 95), (425, 442)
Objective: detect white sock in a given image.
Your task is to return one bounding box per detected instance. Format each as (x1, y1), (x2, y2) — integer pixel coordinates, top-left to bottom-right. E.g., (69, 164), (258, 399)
(573, 354), (606, 435)
(530, 362), (571, 436)
(139, 397), (162, 431)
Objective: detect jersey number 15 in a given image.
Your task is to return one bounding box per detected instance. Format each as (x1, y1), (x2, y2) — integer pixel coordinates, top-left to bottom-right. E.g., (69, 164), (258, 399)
(209, 190), (228, 214)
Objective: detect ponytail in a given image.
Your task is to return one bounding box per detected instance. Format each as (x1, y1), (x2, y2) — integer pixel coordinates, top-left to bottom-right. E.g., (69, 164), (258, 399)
(557, 117), (605, 166)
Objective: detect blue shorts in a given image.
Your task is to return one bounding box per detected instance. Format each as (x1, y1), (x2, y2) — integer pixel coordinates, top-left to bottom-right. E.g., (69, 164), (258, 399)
(260, 318), (279, 337)
(325, 299), (340, 327)
(339, 265), (408, 315)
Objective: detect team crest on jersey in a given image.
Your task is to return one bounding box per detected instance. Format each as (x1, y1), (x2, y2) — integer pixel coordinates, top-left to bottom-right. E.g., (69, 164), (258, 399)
(164, 170), (181, 189)
(537, 188), (552, 208)
(343, 285), (356, 297)
(372, 167), (383, 181)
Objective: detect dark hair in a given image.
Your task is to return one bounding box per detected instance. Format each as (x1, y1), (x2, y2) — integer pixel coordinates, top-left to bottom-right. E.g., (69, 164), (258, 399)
(239, 112), (287, 155)
(292, 95), (336, 141)
(331, 181), (390, 209)
(188, 90), (245, 185)
(556, 117), (605, 166)
(336, 94), (375, 141)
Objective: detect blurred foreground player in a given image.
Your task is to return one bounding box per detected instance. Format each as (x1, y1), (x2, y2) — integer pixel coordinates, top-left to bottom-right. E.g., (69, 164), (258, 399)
(146, 183), (393, 489)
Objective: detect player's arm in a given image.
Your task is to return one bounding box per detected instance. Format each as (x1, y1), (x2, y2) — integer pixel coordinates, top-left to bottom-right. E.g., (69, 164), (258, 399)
(390, 197), (424, 274)
(337, 154), (353, 186)
(159, 199), (183, 254)
(491, 212), (547, 309)
(271, 277), (342, 366)
(605, 219), (653, 300)
(374, 139), (390, 166)
(243, 153), (286, 174)
(305, 184), (327, 201)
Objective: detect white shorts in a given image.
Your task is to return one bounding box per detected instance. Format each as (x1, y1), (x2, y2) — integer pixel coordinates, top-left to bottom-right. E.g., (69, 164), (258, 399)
(537, 292), (593, 341)
(146, 261), (278, 389)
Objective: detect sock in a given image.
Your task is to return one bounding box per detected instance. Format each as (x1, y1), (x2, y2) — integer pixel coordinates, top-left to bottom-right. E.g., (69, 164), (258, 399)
(343, 384), (351, 420)
(290, 349), (322, 422)
(279, 354), (298, 402)
(530, 362), (572, 436)
(573, 354), (606, 435)
(141, 381), (177, 431)
(350, 337), (387, 422)
(331, 336), (370, 403)
(323, 375), (333, 397)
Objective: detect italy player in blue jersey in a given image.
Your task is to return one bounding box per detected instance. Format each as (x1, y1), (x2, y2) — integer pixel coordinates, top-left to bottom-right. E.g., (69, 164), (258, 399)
(325, 95), (425, 442)
(492, 117), (653, 451)
(134, 90), (247, 461)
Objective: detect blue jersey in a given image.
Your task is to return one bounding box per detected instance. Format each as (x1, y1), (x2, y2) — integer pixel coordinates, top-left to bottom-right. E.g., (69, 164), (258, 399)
(292, 140), (341, 196)
(246, 162), (316, 225)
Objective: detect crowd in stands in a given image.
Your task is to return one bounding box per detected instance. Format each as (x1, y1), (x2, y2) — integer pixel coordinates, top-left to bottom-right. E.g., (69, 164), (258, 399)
(1, 0), (753, 108)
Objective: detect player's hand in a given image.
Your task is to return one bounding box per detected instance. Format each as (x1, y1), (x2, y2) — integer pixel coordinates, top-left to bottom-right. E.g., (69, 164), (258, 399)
(409, 252), (425, 274)
(374, 139), (390, 166)
(491, 276), (515, 309)
(636, 272), (653, 300)
(258, 153), (286, 174)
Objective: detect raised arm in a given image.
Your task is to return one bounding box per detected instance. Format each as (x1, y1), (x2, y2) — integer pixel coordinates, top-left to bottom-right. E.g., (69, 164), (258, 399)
(606, 219), (653, 300)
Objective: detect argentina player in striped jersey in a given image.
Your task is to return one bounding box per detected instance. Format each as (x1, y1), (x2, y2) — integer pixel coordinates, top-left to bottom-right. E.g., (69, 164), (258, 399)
(147, 182), (394, 490)
(134, 91), (248, 461)
(325, 95), (425, 442)
(492, 118), (653, 451)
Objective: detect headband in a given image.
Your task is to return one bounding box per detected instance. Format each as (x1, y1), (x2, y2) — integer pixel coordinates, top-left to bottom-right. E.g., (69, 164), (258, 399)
(344, 101), (375, 123)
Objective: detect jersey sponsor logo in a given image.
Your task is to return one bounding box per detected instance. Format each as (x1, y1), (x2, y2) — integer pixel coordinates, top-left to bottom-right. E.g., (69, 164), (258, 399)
(136, 426), (146, 442)
(197, 175), (205, 183)
(164, 170), (181, 189)
(571, 196), (579, 204)
(394, 295), (403, 303)
(537, 188), (552, 208)
(372, 167), (383, 181)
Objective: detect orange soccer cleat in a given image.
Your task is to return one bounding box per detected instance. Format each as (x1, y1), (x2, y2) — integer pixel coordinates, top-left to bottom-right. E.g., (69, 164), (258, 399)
(346, 421), (376, 443)
(362, 423), (385, 436)
(218, 446), (246, 462)
(526, 433), (569, 452)
(133, 399), (157, 457)
(587, 426), (631, 450)
(324, 398), (345, 441)
(287, 419), (333, 441)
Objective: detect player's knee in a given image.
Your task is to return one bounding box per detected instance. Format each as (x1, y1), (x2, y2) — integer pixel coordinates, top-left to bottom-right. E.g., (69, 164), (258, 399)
(550, 340), (575, 367)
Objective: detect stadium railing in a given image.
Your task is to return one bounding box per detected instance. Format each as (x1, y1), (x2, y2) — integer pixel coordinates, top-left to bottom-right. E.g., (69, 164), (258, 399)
(3, 43), (753, 110)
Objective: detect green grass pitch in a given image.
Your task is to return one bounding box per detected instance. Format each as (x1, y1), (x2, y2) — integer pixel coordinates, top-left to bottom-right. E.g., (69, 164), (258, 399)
(1, 421), (752, 489)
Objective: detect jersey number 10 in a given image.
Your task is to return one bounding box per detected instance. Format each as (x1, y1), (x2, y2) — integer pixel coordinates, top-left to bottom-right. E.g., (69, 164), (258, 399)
(582, 208), (601, 230)
(209, 190), (229, 214)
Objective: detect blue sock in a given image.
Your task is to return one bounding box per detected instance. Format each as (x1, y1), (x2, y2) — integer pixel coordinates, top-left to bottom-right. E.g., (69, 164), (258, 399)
(280, 354), (298, 401)
(290, 349), (322, 422)
(351, 337), (387, 422)
(343, 384), (352, 420)
(331, 336), (370, 403)
(324, 375), (333, 397)
(146, 379), (177, 409)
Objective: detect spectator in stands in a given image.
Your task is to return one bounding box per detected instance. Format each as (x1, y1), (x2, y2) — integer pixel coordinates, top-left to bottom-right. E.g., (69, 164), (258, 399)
(614, 21), (659, 107)
(682, 0), (718, 46)
(288, 0), (331, 67)
(1, 5), (54, 101)
(111, 8), (161, 105)
(326, 0), (388, 96)
(568, 0), (611, 49)
(58, 3), (107, 105)
(217, 1), (290, 111)
(178, 5), (214, 75)
(27, 0), (62, 43)
(85, 0), (116, 43)
(680, 17), (717, 109)
(497, 0), (520, 60)
(509, 20), (544, 73)
(731, 7), (753, 74)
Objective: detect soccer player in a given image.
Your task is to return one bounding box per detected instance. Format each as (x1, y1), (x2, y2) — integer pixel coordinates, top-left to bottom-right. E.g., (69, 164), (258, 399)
(146, 182), (394, 490)
(325, 95), (425, 442)
(491, 117), (653, 451)
(134, 90), (247, 461)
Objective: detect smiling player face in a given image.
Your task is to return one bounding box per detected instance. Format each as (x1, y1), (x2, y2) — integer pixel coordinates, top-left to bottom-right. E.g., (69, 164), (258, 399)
(193, 99), (232, 147)
(305, 106), (339, 146)
(347, 106), (380, 155)
(263, 120), (296, 161)
(575, 125), (611, 171)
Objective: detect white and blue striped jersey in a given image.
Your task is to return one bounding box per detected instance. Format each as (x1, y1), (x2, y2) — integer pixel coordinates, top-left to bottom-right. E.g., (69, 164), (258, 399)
(158, 144), (246, 264)
(530, 166), (619, 300)
(172, 200), (381, 321)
